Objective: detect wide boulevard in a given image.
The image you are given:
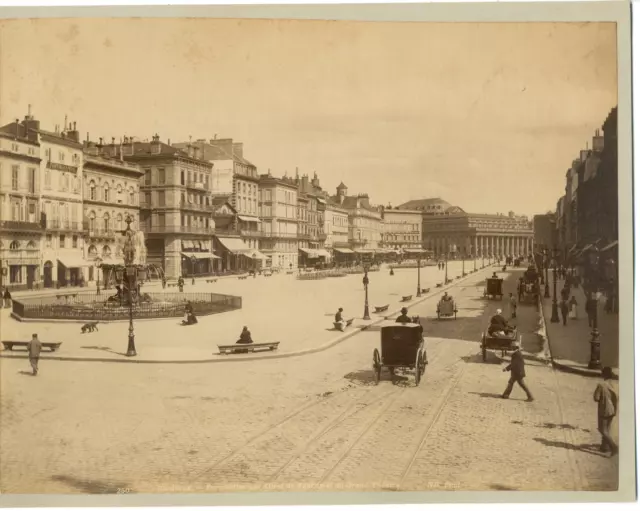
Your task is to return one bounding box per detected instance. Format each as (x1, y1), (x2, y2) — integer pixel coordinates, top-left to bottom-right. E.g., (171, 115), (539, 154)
(0, 263), (617, 494)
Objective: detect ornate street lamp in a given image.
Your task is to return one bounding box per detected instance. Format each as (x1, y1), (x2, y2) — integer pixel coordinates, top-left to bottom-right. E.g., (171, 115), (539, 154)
(363, 264), (371, 320)
(122, 215), (138, 357)
(191, 255), (197, 285)
(416, 254), (422, 297)
(95, 256), (103, 295)
(587, 247), (602, 370)
(550, 248), (560, 323)
(543, 248), (550, 298)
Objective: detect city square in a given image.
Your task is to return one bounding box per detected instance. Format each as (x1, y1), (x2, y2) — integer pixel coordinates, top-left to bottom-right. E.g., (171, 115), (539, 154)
(0, 16), (625, 499)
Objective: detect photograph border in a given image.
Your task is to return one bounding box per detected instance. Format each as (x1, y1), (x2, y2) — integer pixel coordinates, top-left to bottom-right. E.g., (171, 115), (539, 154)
(0, 1), (633, 507)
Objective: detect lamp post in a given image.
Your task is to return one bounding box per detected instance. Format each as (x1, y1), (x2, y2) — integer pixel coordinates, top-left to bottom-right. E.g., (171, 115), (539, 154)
(445, 252), (449, 283)
(363, 264), (371, 320)
(550, 248), (560, 323)
(95, 256), (102, 295)
(416, 255), (422, 297)
(122, 215), (138, 357)
(482, 251), (484, 269)
(544, 248), (550, 298)
(587, 247), (602, 370)
(473, 250), (477, 272)
(462, 249), (466, 276)
(191, 255), (197, 285)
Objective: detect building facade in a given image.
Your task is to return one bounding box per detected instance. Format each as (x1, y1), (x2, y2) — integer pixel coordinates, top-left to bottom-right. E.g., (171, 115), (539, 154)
(0, 115), (42, 290)
(105, 135), (215, 279)
(329, 183), (382, 255)
(399, 198), (533, 259)
(323, 201), (350, 262)
(82, 139), (143, 284)
(259, 172), (299, 270)
(380, 208), (423, 251)
(533, 213), (557, 254)
(174, 138), (262, 250)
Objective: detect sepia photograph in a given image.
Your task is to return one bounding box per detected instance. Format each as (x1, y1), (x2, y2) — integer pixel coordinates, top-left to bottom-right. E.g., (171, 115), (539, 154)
(0, 2), (634, 506)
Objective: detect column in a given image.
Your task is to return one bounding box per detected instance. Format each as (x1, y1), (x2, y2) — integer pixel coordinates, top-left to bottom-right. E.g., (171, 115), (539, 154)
(474, 236), (478, 258)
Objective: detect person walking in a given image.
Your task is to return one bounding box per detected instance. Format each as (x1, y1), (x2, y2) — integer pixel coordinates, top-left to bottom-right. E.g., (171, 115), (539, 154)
(27, 333), (42, 376)
(569, 295), (578, 320)
(593, 367), (618, 456)
(560, 299), (569, 326)
(3, 288), (11, 309)
(586, 292), (597, 327)
(509, 293), (517, 319)
(502, 342), (534, 401)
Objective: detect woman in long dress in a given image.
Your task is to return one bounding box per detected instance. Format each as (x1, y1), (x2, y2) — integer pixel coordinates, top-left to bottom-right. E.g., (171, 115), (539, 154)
(569, 296), (578, 319)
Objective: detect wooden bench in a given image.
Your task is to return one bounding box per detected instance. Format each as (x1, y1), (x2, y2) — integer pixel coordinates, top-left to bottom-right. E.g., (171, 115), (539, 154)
(421, 288), (430, 294)
(264, 273), (273, 277)
(2, 341), (62, 352)
(217, 342), (280, 354)
(436, 283), (443, 288)
(334, 318), (354, 331)
(238, 276), (248, 280)
(286, 271), (294, 275)
(374, 305), (389, 313)
(401, 295), (412, 302)
(205, 279), (218, 284)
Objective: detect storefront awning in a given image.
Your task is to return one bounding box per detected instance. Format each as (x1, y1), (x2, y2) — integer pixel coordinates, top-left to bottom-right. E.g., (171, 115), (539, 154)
(315, 249), (331, 258)
(299, 248), (320, 257)
(182, 252), (221, 260)
(237, 215), (261, 223)
(601, 240), (618, 252)
(353, 248), (374, 254)
(182, 241), (194, 249)
(244, 249), (268, 260)
(317, 198), (327, 204)
(103, 257), (125, 266)
(215, 236), (250, 254)
(58, 256), (91, 268)
(334, 248), (354, 254)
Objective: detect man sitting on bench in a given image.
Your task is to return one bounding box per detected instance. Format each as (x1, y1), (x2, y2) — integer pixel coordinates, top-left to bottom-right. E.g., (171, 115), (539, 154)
(335, 308), (345, 329)
(235, 327), (253, 353)
(488, 309), (515, 338)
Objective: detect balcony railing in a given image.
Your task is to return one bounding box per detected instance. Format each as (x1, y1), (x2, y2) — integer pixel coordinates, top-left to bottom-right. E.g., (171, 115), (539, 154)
(88, 227), (118, 238)
(183, 180), (208, 192)
(46, 220), (90, 232)
(0, 220), (43, 232)
(240, 230), (263, 238)
(143, 224), (215, 235)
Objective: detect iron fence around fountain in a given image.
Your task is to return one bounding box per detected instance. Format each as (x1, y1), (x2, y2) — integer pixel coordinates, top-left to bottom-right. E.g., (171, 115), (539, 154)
(11, 292), (242, 321)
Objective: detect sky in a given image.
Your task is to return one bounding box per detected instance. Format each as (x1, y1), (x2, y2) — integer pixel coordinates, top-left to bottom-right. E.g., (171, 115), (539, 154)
(0, 18), (617, 216)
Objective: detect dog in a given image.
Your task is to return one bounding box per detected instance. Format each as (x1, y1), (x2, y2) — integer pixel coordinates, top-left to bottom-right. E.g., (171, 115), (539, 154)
(81, 321), (99, 333)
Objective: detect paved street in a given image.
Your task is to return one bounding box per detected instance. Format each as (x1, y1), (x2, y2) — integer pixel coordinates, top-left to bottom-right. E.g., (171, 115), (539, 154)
(0, 266), (617, 494)
(2, 260), (477, 361)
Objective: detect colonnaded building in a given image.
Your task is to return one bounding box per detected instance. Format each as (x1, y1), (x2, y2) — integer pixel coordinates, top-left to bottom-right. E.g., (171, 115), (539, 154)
(398, 198), (534, 259)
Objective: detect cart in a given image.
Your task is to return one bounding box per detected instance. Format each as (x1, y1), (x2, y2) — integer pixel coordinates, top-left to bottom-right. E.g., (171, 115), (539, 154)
(480, 328), (520, 361)
(436, 297), (458, 319)
(484, 277), (504, 300)
(372, 320), (427, 386)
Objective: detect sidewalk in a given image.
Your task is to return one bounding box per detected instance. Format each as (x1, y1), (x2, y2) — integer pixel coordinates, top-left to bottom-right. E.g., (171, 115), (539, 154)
(0, 263), (494, 364)
(540, 279), (618, 376)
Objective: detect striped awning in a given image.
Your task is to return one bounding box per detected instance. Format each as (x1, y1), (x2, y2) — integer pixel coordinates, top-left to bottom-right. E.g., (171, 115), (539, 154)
(215, 236), (250, 254)
(315, 249), (331, 258)
(58, 256), (91, 268)
(333, 248), (354, 254)
(182, 252), (221, 260)
(299, 248), (320, 257)
(238, 215), (261, 223)
(353, 248), (374, 254)
(244, 249), (268, 260)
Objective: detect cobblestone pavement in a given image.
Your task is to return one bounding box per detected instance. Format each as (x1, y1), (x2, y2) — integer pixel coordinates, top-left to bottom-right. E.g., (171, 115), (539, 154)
(541, 279), (619, 369)
(1, 261), (474, 361)
(0, 266), (617, 494)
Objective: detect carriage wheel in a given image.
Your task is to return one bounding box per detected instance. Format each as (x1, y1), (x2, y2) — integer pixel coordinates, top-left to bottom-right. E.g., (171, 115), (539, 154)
(373, 349), (381, 384)
(421, 351), (427, 375)
(415, 349), (423, 386)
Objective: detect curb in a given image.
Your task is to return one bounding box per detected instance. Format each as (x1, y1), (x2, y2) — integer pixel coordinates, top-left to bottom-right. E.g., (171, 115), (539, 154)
(0, 267), (491, 365)
(538, 295), (617, 380)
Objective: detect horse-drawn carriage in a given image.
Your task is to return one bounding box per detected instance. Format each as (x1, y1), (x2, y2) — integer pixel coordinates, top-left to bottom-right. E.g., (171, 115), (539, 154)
(519, 266), (540, 304)
(436, 296), (458, 319)
(372, 319), (427, 386)
(480, 327), (520, 361)
(483, 277), (504, 300)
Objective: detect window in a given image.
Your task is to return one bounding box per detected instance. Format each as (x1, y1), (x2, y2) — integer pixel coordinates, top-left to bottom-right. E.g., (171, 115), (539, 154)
(157, 213), (165, 227)
(102, 245), (111, 258)
(72, 235), (78, 248)
(158, 168), (165, 184)
(144, 192), (151, 206)
(89, 181), (96, 200)
(88, 245), (97, 258)
(45, 170), (51, 189)
(144, 168), (151, 185)
(103, 213), (110, 232)
(28, 203), (36, 216)
(116, 214), (123, 230)
(104, 184), (110, 202)
(28, 168), (36, 193)
(181, 170), (185, 185)
(26, 240), (37, 250)
(59, 151), (65, 162)
(9, 240), (20, 250)
(10, 266), (22, 284)
(88, 212), (96, 231)
(73, 176), (79, 193)
(158, 191), (165, 206)
(129, 188), (135, 205)
(45, 234), (52, 248)
(59, 235), (66, 248)
(11, 166), (18, 190)
(63, 173), (69, 191)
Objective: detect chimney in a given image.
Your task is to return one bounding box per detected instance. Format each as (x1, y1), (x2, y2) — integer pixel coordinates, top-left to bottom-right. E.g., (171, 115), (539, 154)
(64, 114), (68, 131)
(592, 129), (605, 152)
(233, 143), (244, 159)
(151, 133), (161, 154)
(67, 121), (80, 143)
(14, 118), (19, 139)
